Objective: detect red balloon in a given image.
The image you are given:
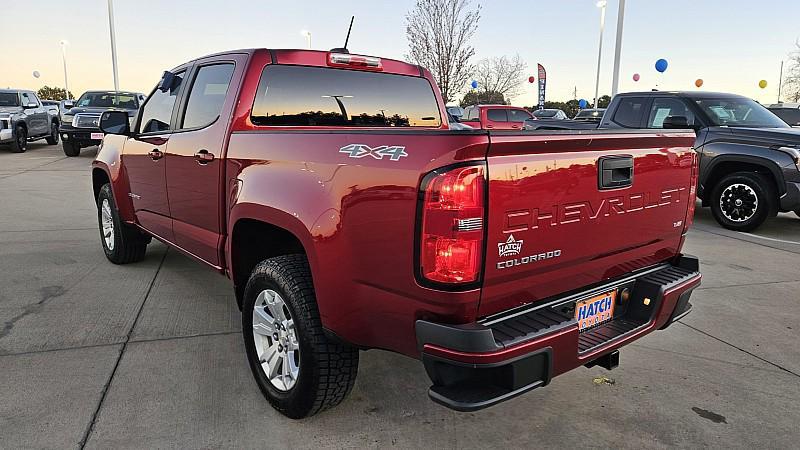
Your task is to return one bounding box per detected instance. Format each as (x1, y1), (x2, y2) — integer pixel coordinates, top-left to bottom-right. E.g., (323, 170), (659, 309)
(528, 76), (535, 83)
(633, 73), (640, 82)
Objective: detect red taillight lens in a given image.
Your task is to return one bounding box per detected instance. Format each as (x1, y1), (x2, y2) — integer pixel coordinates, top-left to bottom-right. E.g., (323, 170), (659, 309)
(419, 164), (485, 284)
(684, 152), (699, 232)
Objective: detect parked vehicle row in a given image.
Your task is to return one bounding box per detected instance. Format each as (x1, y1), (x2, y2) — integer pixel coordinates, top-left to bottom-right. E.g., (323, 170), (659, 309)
(91, 48), (701, 418)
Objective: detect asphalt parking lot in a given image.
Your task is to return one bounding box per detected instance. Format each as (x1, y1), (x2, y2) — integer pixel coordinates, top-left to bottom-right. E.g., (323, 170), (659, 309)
(1, 143), (799, 449)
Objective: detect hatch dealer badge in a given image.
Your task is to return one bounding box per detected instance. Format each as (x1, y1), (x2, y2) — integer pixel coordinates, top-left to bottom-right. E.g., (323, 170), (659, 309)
(498, 235), (523, 257)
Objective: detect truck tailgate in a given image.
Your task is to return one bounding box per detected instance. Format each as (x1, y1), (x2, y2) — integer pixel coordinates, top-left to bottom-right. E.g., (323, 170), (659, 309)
(480, 130), (697, 318)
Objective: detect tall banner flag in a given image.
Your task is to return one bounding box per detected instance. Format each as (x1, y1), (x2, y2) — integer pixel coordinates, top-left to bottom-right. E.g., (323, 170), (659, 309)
(537, 64), (547, 110)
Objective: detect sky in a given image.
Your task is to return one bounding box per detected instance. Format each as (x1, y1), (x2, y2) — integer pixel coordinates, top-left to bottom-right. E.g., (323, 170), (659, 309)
(4, 0), (800, 106)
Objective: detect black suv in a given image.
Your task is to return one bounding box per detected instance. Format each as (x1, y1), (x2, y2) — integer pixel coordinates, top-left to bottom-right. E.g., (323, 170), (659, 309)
(598, 91), (800, 231)
(60, 91), (144, 156)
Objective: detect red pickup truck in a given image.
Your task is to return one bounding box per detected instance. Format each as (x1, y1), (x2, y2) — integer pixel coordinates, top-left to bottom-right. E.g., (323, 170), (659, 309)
(461, 104), (535, 130)
(92, 48), (701, 418)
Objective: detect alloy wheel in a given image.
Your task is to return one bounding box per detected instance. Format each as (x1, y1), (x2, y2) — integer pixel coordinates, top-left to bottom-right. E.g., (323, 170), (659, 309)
(719, 183), (758, 223)
(252, 289), (300, 391)
(101, 199), (115, 250)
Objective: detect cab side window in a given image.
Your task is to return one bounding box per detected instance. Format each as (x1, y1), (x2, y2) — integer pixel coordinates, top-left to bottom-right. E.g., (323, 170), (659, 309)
(647, 98), (695, 128)
(21, 92), (37, 107)
(487, 109), (508, 122)
(508, 109), (532, 122)
(181, 64), (235, 129)
(613, 97), (646, 128)
(139, 71), (185, 133)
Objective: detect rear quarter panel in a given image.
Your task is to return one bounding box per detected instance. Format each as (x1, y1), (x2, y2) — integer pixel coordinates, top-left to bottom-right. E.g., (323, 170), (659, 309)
(226, 130), (489, 356)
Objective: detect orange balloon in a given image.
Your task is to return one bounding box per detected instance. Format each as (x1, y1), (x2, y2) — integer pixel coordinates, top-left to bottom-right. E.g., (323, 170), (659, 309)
(695, 79), (703, 88)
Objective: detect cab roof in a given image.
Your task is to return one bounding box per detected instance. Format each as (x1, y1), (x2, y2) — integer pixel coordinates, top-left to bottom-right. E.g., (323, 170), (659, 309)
(179, 48), (426, 77)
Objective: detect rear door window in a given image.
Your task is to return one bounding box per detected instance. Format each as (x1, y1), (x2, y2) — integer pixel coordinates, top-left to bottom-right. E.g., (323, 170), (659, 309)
(613, 97), (646, 128)
(487, 109), (508, 122)
(251, 66), (441, 127)
(181, 63), (235, 129)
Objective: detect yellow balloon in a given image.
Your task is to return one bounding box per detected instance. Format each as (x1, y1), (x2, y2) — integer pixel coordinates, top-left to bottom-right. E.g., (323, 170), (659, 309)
(759, 80), (768, 89)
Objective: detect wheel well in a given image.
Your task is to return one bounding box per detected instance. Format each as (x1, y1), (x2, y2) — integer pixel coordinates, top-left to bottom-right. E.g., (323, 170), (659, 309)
(702, 161), (778, 203)
(92, 168), (110, 200)
(51, 117), (60, 126)
(16, 121), (27, 132)
(231, 219), (307, 308)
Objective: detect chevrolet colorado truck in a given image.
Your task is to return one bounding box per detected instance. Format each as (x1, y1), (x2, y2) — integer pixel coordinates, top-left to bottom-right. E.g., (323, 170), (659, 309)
(92, 48), (701, 418)
(0, 89), (60, 152)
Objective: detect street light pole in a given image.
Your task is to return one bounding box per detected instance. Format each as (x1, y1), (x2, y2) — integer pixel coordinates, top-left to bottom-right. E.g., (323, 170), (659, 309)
(594, 1), (607, 108)
(107, 0), (120, 91)
(59, 40), (70, 98)
(610, 0), (626, 97)
(302, 30), (312, 49)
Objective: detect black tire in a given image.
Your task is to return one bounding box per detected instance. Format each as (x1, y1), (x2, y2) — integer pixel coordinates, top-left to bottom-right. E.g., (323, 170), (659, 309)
(45, 122), (59, 145)
(242, 255), (359, 419)
(97, 183), (148, 264)
(10, 125), (26, 153)
(710, 171), (775, 232)
(62, 140), (80, 157)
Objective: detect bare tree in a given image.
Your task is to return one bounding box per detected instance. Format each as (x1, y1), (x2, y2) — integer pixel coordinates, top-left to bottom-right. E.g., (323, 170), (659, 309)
(473, 55), (527, 101)
(783, 40), (800, 102)
(406, 0), (481, 103)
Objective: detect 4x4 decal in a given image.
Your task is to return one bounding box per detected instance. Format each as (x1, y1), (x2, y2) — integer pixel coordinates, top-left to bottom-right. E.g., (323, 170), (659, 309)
(339, 144), (408, 161)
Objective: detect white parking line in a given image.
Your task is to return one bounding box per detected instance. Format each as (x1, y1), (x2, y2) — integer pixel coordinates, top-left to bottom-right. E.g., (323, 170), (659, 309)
(740, 232), (800, 245)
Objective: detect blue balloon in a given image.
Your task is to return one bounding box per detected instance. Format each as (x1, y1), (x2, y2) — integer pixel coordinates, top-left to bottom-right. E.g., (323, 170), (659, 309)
(578, 99), (588, 109)
(655, 58), (668, 73)
(470, 80), (478, 89)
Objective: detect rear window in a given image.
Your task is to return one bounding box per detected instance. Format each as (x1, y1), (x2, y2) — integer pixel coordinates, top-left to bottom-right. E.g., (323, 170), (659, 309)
(508, 109), (532, 122)
(251, 65), (441, 127)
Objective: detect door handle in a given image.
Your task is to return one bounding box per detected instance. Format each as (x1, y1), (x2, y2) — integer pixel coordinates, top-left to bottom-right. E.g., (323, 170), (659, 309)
(598, 155), (634, 189)
(148, 149), (163, 160)
(195, 149), (215, 164)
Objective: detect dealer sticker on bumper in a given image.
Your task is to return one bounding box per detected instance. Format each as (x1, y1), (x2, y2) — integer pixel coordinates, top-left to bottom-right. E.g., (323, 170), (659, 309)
(91, 132), (104, 140)
(575, 290), (616, 331)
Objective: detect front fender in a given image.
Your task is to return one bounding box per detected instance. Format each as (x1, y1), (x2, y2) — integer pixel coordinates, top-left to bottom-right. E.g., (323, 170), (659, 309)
(92, 134), (135, 223)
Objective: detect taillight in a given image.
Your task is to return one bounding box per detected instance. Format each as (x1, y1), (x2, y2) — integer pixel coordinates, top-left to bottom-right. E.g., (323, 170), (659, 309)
(328, 52), (382, 70)
(417, 163), (486, 285)
(683, 151), (699, 232)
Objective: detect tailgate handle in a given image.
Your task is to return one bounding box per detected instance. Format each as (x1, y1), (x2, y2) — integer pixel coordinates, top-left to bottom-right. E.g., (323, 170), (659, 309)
(598, 155), (633, 189)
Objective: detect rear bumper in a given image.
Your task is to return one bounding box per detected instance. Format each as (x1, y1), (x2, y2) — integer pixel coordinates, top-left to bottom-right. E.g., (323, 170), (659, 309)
(416, 254), (701, 412)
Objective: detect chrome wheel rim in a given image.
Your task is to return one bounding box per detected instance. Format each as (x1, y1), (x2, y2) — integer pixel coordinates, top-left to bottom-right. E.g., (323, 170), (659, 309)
(101, 199), (115, 250)
(252, 289), (300, 391)
(719, 183), (758, 223)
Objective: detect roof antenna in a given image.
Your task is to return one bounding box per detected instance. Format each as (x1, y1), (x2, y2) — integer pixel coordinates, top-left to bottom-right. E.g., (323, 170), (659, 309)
(331, 16), (354, 53)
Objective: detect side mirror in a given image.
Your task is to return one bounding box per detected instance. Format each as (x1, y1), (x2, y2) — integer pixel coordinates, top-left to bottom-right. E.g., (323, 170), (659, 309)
(158, 70), (180, 93)
(663, 115), (689, 129)
(100, 110), (130, 136)
(64, 100), (74, 109)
